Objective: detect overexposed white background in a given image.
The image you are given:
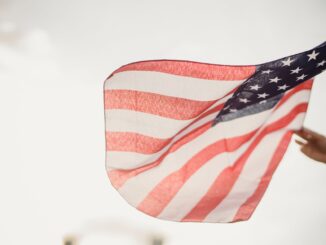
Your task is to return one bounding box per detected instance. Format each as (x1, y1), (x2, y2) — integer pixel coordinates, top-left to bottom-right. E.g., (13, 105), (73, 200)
(0, 0), (326, 244)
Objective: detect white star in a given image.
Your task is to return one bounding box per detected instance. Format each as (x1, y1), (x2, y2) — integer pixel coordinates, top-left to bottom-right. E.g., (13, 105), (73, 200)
(278, 84), (289, 90)
(296, 74), (307, 81)
(223, 105), (230, 110)
(281, 57), (294, 66)
(290, 67), (302, 74)
(317, 60), (326, 67)
(249, 84), (261, 91)
(269, 77), (281, 83)
(239, 98), (250, 103)
(262, 69), (272, 74)
(258, 93), (269, 99)
(307, 50), (319, 61)
(259, 100), (267, 104)
(229, 108), (237, 112)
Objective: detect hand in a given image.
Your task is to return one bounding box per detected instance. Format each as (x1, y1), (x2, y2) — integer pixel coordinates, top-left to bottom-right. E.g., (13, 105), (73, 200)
(294, 127), (326, 164)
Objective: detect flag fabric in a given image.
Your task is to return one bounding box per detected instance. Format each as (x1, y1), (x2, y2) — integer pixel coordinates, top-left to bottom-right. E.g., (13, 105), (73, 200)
(103, 42), (326, 223)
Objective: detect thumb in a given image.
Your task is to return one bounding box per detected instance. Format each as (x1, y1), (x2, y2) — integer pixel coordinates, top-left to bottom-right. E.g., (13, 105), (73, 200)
(301, 144), (326, 163)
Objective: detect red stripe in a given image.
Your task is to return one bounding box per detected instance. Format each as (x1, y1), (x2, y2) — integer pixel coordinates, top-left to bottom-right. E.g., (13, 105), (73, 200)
(182, 103), (308, 222)
(232, 131), (293, 222)
(106, 132), (172, 154)
(137, 130), (257, 217)
(104, 90), (215, 120)
(108, 122), (212, 189)
(111, 60), (256, 80)
(107, 83), (312, 189)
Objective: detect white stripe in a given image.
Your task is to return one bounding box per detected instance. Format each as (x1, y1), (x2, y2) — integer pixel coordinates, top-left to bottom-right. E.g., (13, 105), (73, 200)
(104, 70), (244, 101)
(204, 114), (306, 222)
(116, 89), (310, 208)
(106, 110), (192, 139)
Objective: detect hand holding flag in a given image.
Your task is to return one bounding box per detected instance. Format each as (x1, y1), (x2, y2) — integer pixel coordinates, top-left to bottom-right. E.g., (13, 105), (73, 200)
(295, 128), (326, 163)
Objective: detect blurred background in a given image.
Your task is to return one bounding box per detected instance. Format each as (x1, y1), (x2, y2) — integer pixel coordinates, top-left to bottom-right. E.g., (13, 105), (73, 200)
(0, 0), (325, 244)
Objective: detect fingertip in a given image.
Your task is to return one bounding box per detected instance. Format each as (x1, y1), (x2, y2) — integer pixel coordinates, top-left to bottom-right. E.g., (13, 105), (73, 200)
(295, 139), (304, 146)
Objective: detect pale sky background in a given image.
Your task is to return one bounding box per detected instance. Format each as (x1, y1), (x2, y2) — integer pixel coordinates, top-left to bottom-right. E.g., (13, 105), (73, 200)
(0, 0), (325, 244)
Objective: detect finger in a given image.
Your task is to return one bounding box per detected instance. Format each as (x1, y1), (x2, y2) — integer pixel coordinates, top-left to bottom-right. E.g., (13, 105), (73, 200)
(294, 130), (312, 141)
(293, 127), (306, 137)
(301, 144), (326, 163)
(295, 128), (316, 142)
(302, 127), (325, 140)
(295, 139), (305, 146)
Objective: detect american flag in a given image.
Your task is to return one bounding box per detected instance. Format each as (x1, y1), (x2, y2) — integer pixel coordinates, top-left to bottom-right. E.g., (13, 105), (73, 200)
(104, 42), (326, 223)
